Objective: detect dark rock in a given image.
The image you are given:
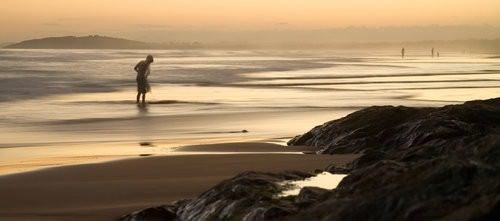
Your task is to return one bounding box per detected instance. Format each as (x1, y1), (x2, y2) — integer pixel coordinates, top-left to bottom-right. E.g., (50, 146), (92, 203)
(139, 142), (153, 146)
(288, 98), (500, 160)
(119, 205), (177, 221)
(288, 105), (434, 154)
(285, 98), (500, 221)
(294, 187), (330, 206)
(348, 148), (386, 169)
(313, 169), (324, 174)
(244, 206), (293, 221)
(290, 154), (500, 221)
(325, 164), (351, 174)
(176, 171), (309, 221)
(335, 159), (409, 196)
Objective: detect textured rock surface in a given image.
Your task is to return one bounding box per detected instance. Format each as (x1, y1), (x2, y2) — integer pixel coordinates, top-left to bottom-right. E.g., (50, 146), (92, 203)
(120, 205), (177, 221)
(119, 171), (313, 221)
(289, 99), (499, 156)
(287, 98), (500, 221)
(121, 98), (500, 221)
(175, 171), (311, 221)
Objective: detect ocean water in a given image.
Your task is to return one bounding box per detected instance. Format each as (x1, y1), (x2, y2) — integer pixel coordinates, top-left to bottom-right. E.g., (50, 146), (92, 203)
(0, 49), (498, 173)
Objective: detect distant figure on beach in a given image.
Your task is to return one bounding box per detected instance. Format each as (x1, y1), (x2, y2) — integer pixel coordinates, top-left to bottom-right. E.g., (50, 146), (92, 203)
(401, 47), (405, 59)
(432, 48), (435, 58)
(134, 55), (154, 105)
(437, 52), (440, 58)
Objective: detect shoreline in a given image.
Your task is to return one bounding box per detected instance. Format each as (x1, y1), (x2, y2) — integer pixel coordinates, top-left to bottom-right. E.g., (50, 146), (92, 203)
(0, 107), (353, 176)
(0, 139), (311, 176)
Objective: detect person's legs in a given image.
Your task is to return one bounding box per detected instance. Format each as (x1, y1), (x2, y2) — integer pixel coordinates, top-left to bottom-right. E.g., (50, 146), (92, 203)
(136, 92), (141, 104)
(141, 93), (146, 105)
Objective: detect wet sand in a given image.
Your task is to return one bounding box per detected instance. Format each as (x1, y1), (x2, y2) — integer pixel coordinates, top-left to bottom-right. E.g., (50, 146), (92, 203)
(0, 108), (352, 175)
(0, 142), (357, 221)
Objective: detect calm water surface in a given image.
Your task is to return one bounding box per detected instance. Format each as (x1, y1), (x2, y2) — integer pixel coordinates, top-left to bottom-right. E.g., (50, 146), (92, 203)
(0, 49), (498, 174)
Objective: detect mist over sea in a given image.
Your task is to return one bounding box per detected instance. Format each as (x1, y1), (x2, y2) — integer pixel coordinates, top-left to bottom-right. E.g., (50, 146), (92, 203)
(0, 49), (498, 173)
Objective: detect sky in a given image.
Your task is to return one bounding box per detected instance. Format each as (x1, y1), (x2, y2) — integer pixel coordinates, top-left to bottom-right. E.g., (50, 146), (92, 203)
(1, 0), (500, 43)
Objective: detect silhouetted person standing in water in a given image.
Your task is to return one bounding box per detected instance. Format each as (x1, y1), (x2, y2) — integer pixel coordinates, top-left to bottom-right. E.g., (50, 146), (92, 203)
(401, 48), (405, 59)
(134, 55), (154, 106)
(432, 48), (435, 58)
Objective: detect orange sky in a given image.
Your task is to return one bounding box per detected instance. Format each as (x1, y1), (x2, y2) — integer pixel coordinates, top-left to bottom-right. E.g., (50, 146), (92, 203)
(1, 0), (500, 42)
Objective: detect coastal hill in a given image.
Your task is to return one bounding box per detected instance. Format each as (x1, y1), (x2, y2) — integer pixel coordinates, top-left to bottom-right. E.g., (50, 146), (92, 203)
(4, 35), (500, 52)
(3, 35), (202, 49)
(0, 42), (13, 48)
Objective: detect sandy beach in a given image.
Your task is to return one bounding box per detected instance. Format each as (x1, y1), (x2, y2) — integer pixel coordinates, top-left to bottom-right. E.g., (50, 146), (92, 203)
(0, 142), (357, 221)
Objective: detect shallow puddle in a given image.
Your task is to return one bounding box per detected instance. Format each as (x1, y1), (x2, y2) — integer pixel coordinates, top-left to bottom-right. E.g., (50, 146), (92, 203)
(279, 172), (347, 197)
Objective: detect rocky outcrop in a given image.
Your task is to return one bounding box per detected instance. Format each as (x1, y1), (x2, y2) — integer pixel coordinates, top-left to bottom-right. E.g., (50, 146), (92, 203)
(176, 171), (311, 221)
(290, 139), (500, 221)
(289, 98), (500, 167)
(120, 205), (178, 221)
(121, 98), (500, 221)
(120, 171), (313, 221)
(287, 98), (500, 220)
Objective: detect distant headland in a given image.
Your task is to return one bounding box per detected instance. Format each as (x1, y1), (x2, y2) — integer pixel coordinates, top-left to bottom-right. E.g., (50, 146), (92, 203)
(3, 35), (202, 49)
(4, 34), (500, 52)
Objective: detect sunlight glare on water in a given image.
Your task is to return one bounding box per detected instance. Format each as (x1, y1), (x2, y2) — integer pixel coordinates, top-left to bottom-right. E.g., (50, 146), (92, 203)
(279, 172), (347, 197)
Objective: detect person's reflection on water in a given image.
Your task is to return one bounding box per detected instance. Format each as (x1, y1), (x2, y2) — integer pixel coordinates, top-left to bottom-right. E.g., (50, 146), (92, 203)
(134, 55), (154, 106)
(137, 104), (149, 115)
